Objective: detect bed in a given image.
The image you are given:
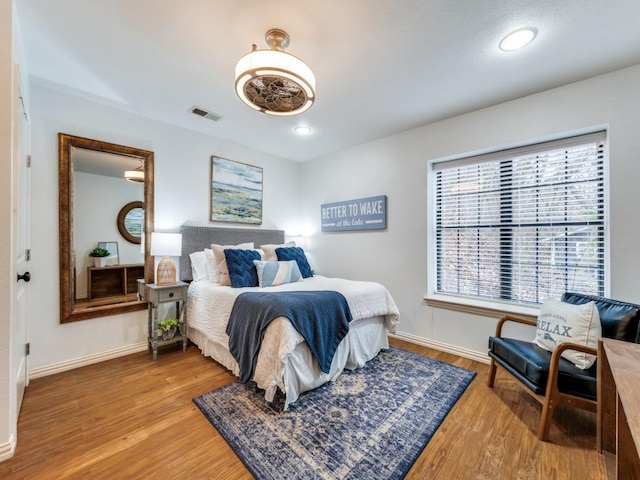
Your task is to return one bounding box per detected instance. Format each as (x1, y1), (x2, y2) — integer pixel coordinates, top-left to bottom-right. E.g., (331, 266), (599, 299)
(180, 225), (399, 409)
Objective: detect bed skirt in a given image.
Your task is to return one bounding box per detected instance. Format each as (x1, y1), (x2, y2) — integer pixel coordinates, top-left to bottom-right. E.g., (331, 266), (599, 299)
(188, 315), (389, 409)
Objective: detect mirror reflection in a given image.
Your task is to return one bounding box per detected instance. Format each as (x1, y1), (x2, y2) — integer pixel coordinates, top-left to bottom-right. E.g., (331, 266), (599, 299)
(59, 134), (154, 323)
(95, 241), (120, 267)
(117, 201), (144, 244)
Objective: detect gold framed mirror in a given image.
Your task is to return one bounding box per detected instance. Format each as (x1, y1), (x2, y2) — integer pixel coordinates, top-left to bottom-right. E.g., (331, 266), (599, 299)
(59, 133), (154, 323)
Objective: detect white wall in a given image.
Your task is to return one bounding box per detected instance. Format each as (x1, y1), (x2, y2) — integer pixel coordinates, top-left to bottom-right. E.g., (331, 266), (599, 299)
(300, 64), (640, 358)
(28, 84), (301, 372)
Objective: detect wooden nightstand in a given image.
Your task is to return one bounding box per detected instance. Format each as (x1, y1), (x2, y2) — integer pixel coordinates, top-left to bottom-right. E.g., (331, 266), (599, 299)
(142, 281), (189, 360)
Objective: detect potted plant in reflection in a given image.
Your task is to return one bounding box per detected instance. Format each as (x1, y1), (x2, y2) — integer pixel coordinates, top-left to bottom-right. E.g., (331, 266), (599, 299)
(157, 317), (179, 340)
(89, 247), (110, 268)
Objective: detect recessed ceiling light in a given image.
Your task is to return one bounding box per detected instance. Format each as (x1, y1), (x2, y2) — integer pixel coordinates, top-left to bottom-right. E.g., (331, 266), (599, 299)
(499, 27), (537, 51)
(294, 126), (312, 135)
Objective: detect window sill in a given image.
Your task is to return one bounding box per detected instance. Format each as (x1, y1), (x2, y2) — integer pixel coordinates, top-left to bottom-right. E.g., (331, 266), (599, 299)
(424, 294), (539, 321)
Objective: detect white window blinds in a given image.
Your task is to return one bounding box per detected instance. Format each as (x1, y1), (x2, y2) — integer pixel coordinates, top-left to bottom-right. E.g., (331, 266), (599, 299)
(433, 131), (606, 304)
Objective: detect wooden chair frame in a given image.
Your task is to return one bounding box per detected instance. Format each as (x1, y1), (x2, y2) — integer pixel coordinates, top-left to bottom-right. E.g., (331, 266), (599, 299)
(488, 314), (597, 441)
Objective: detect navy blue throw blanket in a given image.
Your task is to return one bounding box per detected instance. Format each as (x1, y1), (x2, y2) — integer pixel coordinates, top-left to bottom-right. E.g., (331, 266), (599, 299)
(226, 291), (352, 384)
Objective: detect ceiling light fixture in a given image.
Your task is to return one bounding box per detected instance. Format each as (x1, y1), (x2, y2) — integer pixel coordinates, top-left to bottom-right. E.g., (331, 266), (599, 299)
(499, 27), (537, 51)
(294, 125), (311, 135)
(235, 29), (316, 116)
(124, 166), (144, 183)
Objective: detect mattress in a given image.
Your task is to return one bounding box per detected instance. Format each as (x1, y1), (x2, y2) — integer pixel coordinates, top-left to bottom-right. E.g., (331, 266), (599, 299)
(187, 275), (399, 408)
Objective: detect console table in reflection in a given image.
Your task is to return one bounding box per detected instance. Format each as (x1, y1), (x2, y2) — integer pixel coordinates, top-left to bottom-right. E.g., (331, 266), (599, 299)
(87, 263), (145, 299)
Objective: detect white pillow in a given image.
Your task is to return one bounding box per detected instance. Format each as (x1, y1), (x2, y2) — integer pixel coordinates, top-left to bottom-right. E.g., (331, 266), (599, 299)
(260, 241), (295, 262)
(533, 299), (601, 369)
(203, 248), (218, 283)
(189, 250), (208, 282)
(211, 242), (254, 286)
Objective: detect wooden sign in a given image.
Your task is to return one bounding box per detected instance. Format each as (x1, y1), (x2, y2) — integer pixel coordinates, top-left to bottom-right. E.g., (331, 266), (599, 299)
(321, 195), (387, 232)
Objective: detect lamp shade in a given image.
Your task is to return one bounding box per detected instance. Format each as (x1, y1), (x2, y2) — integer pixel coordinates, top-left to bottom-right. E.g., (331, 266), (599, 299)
(150, 232), (182, 257)
(235, 29), (315, 116)
(140, 231), (145, 254)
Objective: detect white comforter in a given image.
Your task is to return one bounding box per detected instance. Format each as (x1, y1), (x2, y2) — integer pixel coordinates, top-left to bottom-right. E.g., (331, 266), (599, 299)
(187, 275), (399, 408)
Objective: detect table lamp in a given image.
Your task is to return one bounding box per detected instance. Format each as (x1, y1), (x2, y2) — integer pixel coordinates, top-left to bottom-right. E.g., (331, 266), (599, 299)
(150, 232), (182, 285)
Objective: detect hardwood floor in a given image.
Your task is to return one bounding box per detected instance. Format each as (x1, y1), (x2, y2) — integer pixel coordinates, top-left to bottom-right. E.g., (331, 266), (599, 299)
(0, 338), (606, 479)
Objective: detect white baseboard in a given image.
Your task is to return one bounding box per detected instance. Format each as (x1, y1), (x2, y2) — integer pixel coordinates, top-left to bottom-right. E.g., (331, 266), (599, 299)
(0, 433), (16, 463)
(390, 332), (491, 364)
(29, 342), (148, 380)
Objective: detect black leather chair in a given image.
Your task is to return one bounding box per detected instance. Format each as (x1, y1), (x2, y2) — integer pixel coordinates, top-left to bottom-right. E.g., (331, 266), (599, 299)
(487, 292), (640, 441)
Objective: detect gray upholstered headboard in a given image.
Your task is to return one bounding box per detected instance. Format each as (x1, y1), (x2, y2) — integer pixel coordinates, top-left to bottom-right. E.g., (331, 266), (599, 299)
(179, 225), (285, 282)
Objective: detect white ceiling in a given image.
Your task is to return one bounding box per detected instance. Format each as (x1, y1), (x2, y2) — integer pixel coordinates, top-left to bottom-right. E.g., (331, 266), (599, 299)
(16, 0), (640, 162)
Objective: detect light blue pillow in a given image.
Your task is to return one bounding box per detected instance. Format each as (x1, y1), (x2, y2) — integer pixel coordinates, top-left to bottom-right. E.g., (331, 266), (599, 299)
(253, 260), (302, 287)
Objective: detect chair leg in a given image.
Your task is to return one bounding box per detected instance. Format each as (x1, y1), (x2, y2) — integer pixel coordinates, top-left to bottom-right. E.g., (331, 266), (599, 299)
(538, 396), (556, 441)
(487, 359), (497, 387)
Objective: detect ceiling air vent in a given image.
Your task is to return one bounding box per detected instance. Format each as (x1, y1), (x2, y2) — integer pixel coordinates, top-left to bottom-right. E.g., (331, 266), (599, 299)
(190, 106), (223, 122)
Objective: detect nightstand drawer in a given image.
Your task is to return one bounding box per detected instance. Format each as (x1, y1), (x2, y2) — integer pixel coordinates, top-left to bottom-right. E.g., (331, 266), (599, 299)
(158, 289), (185, 302)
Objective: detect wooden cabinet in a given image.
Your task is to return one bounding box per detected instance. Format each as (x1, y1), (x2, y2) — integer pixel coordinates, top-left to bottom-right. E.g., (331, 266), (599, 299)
(598, 338), (640, 479)
(87, 264), (145, 299)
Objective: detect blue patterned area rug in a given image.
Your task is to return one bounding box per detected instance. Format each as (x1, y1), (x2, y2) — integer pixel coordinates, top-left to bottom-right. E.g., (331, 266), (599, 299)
(193, 346), (475, 480)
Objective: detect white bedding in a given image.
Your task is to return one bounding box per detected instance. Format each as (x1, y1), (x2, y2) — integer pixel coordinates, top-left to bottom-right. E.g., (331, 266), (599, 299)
(187, 275), (399, 408)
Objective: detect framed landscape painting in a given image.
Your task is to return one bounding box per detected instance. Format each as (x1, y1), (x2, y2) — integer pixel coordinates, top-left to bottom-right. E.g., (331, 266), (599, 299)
(210, 156), (263, 224)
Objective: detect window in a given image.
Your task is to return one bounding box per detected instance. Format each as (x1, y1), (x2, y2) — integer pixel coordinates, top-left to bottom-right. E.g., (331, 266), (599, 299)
(433, 131), (606, 305)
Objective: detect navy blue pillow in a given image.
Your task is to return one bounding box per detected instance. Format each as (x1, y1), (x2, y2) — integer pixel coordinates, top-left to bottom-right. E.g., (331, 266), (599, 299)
(224, 249), (261, 288)
(275, 247), (313, 278)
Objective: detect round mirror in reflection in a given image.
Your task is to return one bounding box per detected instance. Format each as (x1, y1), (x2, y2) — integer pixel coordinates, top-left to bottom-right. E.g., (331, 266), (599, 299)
(117, 201), (144, 244)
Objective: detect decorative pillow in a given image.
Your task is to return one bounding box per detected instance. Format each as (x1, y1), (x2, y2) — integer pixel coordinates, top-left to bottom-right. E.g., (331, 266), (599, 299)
(275, 246), (313, 278)
(253, 260), (302, 287)
(533, 299), (601, 369)
(261, 241), (295, 261)
(189, 250), (208, 282)
(203, 248), (218, 282)
(211, 242), (254, 286)
(224, 249), (261, 288)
